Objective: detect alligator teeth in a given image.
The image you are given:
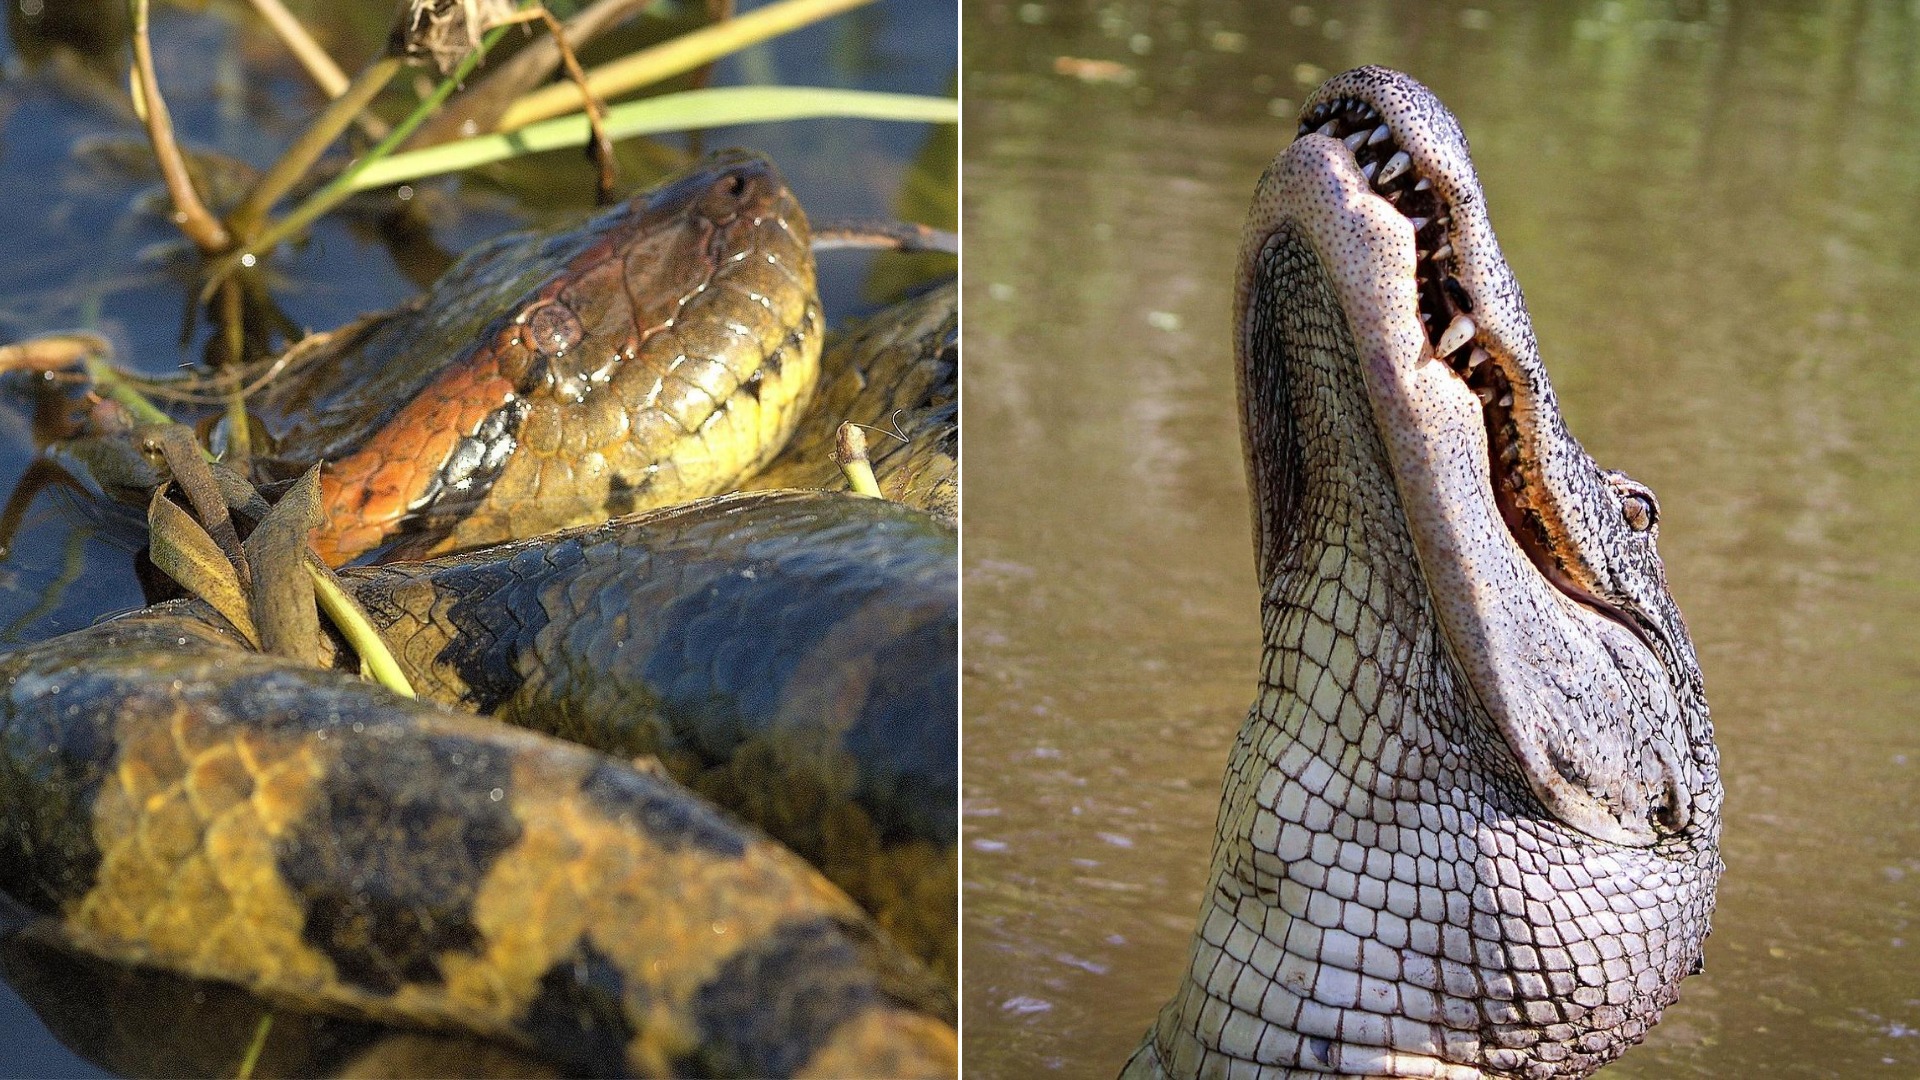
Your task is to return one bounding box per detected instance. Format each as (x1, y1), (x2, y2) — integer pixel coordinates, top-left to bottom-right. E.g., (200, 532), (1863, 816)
(1475, 385), (1496, 405)
(1344, 129), (1371, 151)
(1413, 177), (1432, 192)
(1375, 151), (1412, 187)
(1502, 441), (1522, 464)
(1367, 124), (1392, 146)
(1468, 347), (1491, 369)
(1318, 120), (1340, 136)
(1360, 160), (1379, 182)
(1498, 390), (1514, 407)
(1435, 313), (1476, 357)
(1430, 242), (1454, 262)
(1407, 216), (1431, 232)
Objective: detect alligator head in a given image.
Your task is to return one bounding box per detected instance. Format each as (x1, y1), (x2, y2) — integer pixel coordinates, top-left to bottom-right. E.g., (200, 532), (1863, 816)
(1126, 68), (1722, 1079)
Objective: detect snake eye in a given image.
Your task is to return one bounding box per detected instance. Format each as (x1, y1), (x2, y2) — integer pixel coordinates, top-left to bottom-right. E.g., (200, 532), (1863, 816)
(1621, 492), (1655, 532)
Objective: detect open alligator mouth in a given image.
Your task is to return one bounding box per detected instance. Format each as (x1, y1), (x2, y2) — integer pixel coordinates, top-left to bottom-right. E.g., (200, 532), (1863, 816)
(1234, 69), (1705, 848)
(1289, 95), (1659, 656)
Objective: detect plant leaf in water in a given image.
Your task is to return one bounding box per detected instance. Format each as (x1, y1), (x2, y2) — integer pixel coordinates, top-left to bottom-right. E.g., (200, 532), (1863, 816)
(242, 466), (323, 668)
(347, 86), (958, 191)
(148, 490), (259, 647)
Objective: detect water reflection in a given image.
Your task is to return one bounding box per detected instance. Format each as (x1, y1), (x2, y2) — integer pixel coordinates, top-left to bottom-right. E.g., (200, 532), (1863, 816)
(963, 1), (1920, 1076)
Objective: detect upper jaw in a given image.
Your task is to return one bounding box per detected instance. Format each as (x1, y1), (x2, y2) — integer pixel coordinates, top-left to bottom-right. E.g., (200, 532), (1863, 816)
(1243, 70), (1706, 849)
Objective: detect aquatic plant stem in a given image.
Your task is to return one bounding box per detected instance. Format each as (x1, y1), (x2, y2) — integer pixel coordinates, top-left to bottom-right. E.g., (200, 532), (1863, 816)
(83, 354), (180, 429)
(835, 422), (882, 498)
(235, 1012), (273, 1080)
(228, 57), (403, 238)
(349, 86), (956, 190)
(409, 0), (655, 147)
(244, 0), (349, 97)
(212, 17), (520, 289)
(309, 557), (417, 698)
(129, 0), (232, 253)
(498, 0), (880, 129)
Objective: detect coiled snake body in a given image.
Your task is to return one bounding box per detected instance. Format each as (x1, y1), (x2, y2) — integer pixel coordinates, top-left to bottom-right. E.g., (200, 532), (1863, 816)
(0, 152), (957, 1078)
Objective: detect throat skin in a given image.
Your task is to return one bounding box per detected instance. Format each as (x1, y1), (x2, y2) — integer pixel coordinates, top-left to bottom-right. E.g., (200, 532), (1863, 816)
(1125, 94), (1719, 1080)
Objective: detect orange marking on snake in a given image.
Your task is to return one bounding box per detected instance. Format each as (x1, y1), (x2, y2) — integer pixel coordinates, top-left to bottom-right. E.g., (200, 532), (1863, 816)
(311, 361), (520, 566)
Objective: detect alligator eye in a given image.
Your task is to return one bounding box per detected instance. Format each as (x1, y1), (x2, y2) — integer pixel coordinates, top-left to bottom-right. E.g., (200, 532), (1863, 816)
(1621, 493), (1655, 532)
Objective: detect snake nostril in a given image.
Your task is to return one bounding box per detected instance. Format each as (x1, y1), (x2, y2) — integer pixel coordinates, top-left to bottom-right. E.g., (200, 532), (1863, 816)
(697, 170), (753, 220)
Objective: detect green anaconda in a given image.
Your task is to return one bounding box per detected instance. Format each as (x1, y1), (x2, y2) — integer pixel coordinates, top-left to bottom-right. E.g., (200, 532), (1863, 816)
(236, 149), (820, 566)
(0, 154), (958, 1077)
(1123, 69), (1720, 1079)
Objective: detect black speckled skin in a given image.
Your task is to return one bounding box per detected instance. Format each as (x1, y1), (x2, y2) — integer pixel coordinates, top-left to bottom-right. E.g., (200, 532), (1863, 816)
(0, 512), (957, 1076)
(346, 490), (959, 980)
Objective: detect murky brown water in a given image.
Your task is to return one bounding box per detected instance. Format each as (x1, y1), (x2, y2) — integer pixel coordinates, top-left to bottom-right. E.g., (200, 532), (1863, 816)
(962, 1), (1920, 1076)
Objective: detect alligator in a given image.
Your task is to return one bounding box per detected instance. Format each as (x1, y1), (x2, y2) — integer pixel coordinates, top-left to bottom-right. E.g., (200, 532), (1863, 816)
(1121, 68), (1722, 1079)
